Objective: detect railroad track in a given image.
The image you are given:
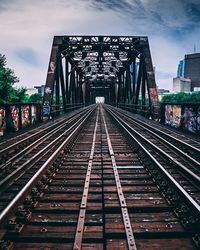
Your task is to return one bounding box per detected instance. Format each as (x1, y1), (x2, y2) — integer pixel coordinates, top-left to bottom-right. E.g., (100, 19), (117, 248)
(105, 105), (200, 204)
(0, 105), (199, 249)
(0, 106), (95, 213)
(0, 106), (87, 164)
(111, 105), (200, 158)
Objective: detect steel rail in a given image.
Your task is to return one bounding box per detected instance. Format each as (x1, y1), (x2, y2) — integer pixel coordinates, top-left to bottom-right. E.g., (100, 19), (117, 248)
(102, 107), (137, 250)
(106, 106), (200, 184)
(105, 107), (200, 214)
(0, 107), (94, 190)
(107, 106), (200, 170)
(0, 117), (66, 154)
(0, 106), (96, 226)
(0, 106), (87, 158)
(0, 105), (85, 148)
(108, 105), (200, 154)
(0, 108), (90, 172)
(73, 108), (99, 250)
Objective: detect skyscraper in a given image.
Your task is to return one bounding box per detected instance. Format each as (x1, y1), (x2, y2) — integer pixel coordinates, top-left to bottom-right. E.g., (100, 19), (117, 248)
(177, 53), (200, 91)
(173, 77), (191, 93)
(184, 53), (200, 90)
(177, 59), (185, 77)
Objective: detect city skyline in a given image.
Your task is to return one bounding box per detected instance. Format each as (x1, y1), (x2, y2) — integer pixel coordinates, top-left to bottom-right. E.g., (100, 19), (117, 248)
(0, 0), (200, 90)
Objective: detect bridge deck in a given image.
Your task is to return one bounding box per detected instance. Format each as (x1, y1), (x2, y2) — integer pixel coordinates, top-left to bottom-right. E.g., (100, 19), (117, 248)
(0, 105), (199, 250)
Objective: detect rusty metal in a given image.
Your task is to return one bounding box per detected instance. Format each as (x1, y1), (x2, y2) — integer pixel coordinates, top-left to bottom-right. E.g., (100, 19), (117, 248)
(0, 105), (199, 249)
(102, 108), (137, 250)
(107, 104), (200, 159)
(43, 36), (159, 117)
(0, 107), (95, 225)
(0, 107), (86, 162)
(73, 108), (99, 250)
(0, 107), (94, 201)
(105, 105), (200, 214)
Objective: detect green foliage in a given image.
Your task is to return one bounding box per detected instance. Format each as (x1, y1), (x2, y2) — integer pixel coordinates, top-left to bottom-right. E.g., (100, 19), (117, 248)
(11, 87), (27, 103)
(28, 93), (43, 103)
(0, 54), (27, 103)
(161, 92), (200, 104)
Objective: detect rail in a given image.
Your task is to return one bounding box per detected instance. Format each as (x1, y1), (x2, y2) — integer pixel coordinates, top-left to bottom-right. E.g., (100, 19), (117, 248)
(105, 105), (200, 215)
(0, 106), (95, 226)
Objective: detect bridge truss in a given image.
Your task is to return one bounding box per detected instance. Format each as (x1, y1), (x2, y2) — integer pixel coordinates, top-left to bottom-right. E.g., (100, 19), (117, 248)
(43, 36), (159, 116)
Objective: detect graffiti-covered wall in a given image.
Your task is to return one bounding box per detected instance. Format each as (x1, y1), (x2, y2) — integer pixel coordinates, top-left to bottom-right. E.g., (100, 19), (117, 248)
(0, 103), (41, 136)
(162, 103), (200, 134)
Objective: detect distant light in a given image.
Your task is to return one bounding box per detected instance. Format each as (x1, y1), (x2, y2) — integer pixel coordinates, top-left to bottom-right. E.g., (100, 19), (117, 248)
(95, 97), (105, 103)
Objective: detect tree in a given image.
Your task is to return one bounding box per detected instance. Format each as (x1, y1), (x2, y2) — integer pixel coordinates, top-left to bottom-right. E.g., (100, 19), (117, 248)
(28, 93), (43, 103)
(0, 54), (27, 103)
(161, 92), (200, 104)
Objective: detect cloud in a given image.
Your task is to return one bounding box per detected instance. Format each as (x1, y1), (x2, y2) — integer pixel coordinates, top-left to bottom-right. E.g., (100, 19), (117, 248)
(0, 0), (199, 91)
(90, 0), (200, 31)
(156, 71), (175, 80)
(15, 48), (41, 66)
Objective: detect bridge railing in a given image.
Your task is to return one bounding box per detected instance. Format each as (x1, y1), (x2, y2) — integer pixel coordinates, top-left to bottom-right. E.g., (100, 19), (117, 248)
(42, 103), (84, 119)
(0, 102), (85, 136)
(115, 103), (160, 120)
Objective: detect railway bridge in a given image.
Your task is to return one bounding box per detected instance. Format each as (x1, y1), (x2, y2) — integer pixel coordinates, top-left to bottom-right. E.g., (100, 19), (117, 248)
(0, 36), (199, 250)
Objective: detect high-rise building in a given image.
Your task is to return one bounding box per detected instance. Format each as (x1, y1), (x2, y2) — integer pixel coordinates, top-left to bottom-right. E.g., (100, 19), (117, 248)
(177, 59), (185, 77)
(173, 77), (191, 93)
(177, 53), (200, 91)
(184, 53), (200, 90)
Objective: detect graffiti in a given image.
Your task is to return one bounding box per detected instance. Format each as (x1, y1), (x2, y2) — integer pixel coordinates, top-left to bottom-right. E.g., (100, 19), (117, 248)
(43, 105), (50, 116)
(149, 88), (159, 105)
(197, 107), (200, 131)
(49, 62), (56, 73)
(45, 87), (51, 94)
(11, 106), (19, 131)
(22, 106), (30, 128)
(0, 108), (5, 136)
(164, 104), (200, 133)
(165, 105), (173, 126)
(31, 106), (37, 124)
(182, 107), (197, 133)
(0, 104), (41, 136)
(173, 105), (181, 128)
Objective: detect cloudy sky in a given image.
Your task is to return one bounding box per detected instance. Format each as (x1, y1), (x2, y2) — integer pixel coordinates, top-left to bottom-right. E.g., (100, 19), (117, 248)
(0, 0), (200, 90)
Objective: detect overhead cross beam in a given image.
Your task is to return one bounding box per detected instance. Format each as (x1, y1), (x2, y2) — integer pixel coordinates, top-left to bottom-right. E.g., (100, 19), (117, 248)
(43, 36), (159, 118)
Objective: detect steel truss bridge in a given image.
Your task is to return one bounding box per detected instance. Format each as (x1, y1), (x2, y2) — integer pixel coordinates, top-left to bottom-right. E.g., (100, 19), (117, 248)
(43, 36), (159, 117)
(1, 36), (199, 250)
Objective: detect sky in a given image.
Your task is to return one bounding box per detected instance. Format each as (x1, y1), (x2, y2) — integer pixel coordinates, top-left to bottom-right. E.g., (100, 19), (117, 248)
(0, 0), (200, 91)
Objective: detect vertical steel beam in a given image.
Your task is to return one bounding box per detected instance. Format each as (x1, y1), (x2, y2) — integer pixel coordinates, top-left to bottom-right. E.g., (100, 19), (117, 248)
(75, 71), (78, 103)
(70, 69), (75, 104)
(126, 67), (131, 103)
(142, 39), (159, 108)
(124, 72), (128, 103)
(43, 37), (62, 117)
(60, 59), (67, 113)
(55, 65), (60, 116)
(65, 58), (69, 103)
(117, 75), (122, 104)
(122, 73), (125, 103)
(135, 57), (142, 105)
(82, 81), (86, 105)
(115, 82), (119, 105)
(141, 63), (146, 107)
(131, 59), (136, 103)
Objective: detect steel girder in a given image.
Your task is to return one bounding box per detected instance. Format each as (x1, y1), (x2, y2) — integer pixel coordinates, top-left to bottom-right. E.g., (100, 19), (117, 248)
(43, 36), (159, 116)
